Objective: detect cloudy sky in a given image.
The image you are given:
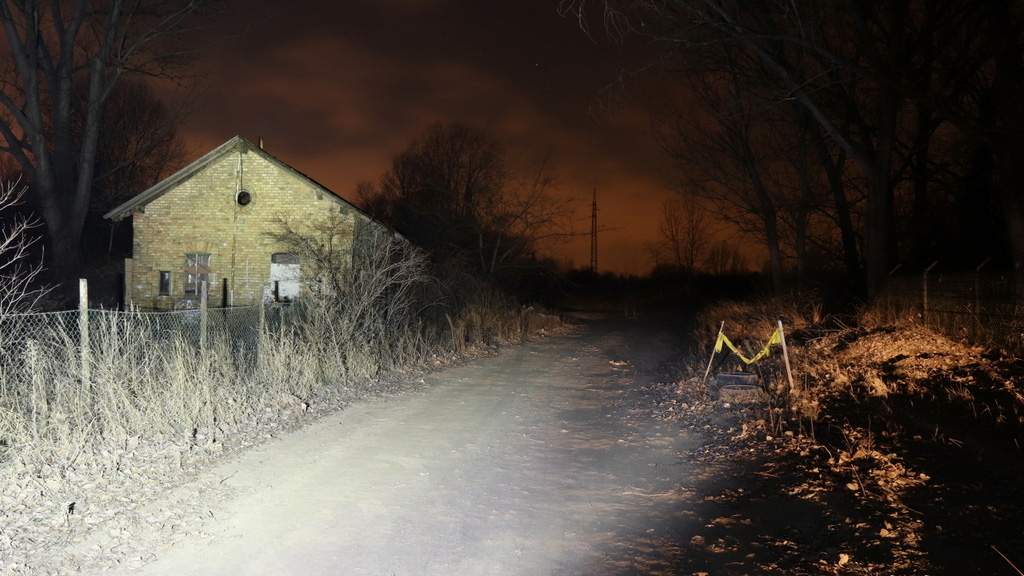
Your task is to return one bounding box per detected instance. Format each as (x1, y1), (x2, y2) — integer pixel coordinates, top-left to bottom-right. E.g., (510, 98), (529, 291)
(176, 0), (678, 274)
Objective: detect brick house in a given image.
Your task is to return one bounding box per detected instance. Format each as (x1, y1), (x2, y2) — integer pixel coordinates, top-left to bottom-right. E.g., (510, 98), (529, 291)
(105, 136), (398, 310)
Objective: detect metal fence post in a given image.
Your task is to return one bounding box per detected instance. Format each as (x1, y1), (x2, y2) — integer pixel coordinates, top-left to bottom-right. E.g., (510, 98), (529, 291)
(975, 256), (992, 317)
(888, 264), (901, 321)
(79, 278), (90, 388)
(923, 261), (938, 326)
(259, 297), (266, 334)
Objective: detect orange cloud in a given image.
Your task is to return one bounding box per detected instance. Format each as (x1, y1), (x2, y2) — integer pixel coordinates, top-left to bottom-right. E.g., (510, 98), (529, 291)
(170, 1), (682, 274)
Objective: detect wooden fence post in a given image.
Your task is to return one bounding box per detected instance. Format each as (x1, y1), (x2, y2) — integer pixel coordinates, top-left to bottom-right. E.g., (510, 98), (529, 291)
(79, 278), (90, 388)
(123, 257), (133, 311)
(200, 280), (208, 349)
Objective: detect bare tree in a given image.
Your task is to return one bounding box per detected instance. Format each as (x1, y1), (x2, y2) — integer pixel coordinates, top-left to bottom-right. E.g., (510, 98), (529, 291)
(704, 240), (747, 276)
(472, 162), (574, 276)
(366, 122), (505, 250)
(648, 193), (712, 272)
(657, 61), (790, 293)
(565, 0), (1011, 293)
(86, 78), (190, 258)
(268, 213), (433, 374)
(89, 79), (190, 212)
(0, 179), (49, 315)
(0, 0), (225, 281)
(360, 122), (575, 281)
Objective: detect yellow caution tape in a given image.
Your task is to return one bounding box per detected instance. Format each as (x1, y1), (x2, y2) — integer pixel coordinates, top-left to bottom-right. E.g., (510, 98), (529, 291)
(714, 327), (783, 365)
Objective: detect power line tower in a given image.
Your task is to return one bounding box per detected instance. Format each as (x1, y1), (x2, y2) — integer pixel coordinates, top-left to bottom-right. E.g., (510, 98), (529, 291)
(590, 188), (598, 272)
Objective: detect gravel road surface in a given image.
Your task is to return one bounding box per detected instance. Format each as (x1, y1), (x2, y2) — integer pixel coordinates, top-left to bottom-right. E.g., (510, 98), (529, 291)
(93, 317), (700, 575)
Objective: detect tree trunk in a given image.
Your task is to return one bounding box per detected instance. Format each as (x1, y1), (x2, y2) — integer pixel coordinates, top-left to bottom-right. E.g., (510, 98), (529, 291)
(998, 189), (1024, 286)
(30, 110), (100, 282)
(910, 109), (935, 265)
(864, 170), (888, 298)
(743, 145), (785, 294)
(794, 121), (815, 294)
(0, 0), (212, 285)
(993, 137), (1024, 286)
(812, 133), (861, 282)
(989, 0), (1024, 287)
(32, 135), (91, 281)
(865, 86), (901, 298)
(762, 210), (786, 295)
(46, 208), (86, 277)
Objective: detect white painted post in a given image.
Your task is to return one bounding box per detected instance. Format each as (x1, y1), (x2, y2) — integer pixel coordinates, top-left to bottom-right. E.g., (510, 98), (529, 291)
(702, 321), (725, 387)
(79, 278), (90, 387)
(779, 320), (796, 394)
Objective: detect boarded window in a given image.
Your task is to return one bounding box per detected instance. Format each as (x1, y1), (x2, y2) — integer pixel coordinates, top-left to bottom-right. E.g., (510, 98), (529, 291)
(159, 271), (171, 296)
(272, 252), (299, 265)
(184, 253), (211, 295)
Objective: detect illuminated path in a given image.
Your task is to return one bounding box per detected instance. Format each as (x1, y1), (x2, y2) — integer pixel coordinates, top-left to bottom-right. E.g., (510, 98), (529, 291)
(101, 317), (702, 575)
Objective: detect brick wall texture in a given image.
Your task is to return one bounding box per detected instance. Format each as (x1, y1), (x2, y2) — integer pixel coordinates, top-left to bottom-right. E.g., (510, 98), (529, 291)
(128, 140), (378, 310)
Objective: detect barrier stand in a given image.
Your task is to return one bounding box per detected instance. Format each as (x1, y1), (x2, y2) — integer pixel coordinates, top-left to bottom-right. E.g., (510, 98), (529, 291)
(702, 320), (797, 394)
(701, 321), (726, 387)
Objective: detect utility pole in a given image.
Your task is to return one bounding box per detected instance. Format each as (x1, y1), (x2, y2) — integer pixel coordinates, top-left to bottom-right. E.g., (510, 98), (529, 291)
(590, 188), (598, 272)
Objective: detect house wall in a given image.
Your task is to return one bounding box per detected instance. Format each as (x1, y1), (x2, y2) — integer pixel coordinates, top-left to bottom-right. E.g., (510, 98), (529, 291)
(129, 143), (367, 310)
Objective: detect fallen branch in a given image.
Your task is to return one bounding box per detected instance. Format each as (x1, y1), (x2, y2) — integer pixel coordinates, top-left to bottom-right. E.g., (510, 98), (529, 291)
(992, 545), (1023, 576)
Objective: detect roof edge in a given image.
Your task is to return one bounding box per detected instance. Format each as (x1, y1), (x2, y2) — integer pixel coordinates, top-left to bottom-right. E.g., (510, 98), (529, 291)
(104, 136), (250, 221)
(102, 135), (404, 242)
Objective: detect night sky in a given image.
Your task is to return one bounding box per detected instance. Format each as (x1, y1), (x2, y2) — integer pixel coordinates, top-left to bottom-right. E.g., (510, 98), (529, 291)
(172, 0), (676, 274)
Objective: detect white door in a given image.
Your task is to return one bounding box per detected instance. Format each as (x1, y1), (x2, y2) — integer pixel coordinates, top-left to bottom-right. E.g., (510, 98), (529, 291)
(269, 253), (301, 301)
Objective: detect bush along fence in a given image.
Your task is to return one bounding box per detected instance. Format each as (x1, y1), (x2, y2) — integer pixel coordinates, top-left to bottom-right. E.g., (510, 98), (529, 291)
(0, 276), (565, 469)
(884, 261), (1024, 353)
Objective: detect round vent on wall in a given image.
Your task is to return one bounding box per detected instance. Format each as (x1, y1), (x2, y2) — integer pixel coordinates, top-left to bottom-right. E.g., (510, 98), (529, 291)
(236, 189), (252, 206)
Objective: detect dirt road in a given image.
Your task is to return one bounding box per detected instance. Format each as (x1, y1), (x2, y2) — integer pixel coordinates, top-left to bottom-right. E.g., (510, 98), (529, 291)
(89, 316), (702, 575)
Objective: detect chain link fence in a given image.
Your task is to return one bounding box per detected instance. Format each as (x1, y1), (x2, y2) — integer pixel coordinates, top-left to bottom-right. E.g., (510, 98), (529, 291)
(885, 270), (1023, 353)
(0, 303), (305, 387)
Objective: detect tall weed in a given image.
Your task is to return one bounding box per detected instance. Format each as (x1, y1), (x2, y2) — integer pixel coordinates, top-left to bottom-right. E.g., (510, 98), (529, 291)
(0, 237), (567, 472)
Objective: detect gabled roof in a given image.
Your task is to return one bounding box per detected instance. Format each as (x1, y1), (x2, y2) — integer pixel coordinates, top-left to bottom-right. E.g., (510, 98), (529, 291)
(103, 136), (372, 224)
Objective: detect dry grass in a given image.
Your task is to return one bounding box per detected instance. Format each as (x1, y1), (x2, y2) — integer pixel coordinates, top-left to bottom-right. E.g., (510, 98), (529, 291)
(647, 295), (1024, 573)
(877, 289), (1024, 355)
(694, 295), (824, 346)
(0, 236), (569, 474)
(697, 295), (1024, 480)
